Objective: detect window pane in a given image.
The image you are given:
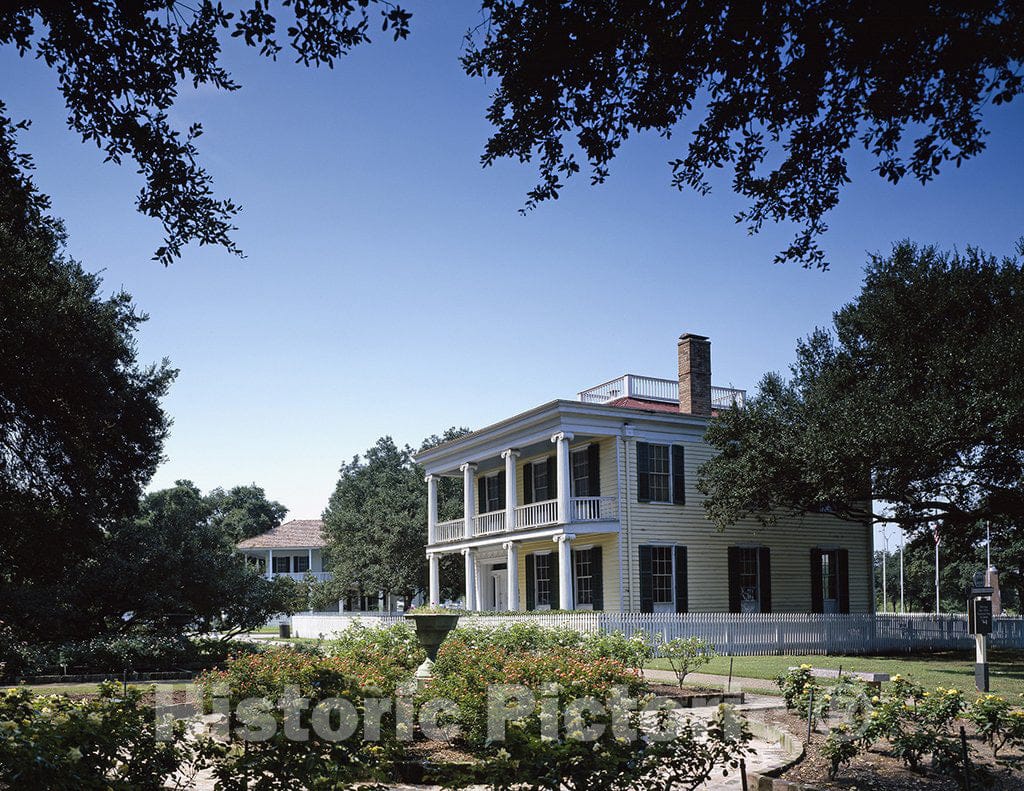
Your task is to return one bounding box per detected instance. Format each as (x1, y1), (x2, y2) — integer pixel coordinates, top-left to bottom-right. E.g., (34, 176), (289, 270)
(485, 475), (503, 512)
(574, 550), (593, 605)
(571, 449), (590, 497)
(651, 546), (673, 604)
(535, 554), (552, 606)
(533, 463), (549, 501)
(822, 551), (838, 599)
(649, 444), (670, 501)
(738, 548), (760, 609)
(273, 556), (290, 573)
(294, 555), (310, 573)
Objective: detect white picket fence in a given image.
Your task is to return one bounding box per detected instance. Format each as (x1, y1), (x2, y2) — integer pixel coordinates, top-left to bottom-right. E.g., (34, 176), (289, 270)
(291, 611), (1024, 655)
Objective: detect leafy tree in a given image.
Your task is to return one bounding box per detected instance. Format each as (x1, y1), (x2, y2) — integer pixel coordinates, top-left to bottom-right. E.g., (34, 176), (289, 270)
(206, 483), (288, 541)
(6, 4), (1022, 270)
(0, 213), (176, 634)
(320, 428), (469, 607)
(0, 1), (411, 264)
(699, 241), (1024, 547)
(463, 1), (1024, 268)
(322, 437), (425, 606)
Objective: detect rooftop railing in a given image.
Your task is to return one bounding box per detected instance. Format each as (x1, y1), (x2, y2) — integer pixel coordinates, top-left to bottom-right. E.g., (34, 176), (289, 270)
(579, 375), (745, 409)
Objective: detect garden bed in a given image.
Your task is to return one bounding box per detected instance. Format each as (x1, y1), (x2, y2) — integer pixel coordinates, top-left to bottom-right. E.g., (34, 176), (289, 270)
(761, 708), (1024, 791)
(645, 682), (745, 707)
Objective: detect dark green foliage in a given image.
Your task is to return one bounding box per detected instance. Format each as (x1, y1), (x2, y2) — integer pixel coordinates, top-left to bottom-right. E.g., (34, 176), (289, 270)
(0, 1), (411, 264)
(321, 429), (469, 605)
(0, 216), (175, 637)
(0, 683), (196, 789)
(699, 241), (1024, 549)
(464, 2), (1024, 268)
(206, 483), (288, 541)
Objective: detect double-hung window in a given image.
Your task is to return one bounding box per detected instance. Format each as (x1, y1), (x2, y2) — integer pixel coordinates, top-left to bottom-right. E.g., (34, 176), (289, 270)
(574, 550), (593, 607)
(651, 546), (674, 609)
(534, 554), (552, 607)
(484, 474), (504, 513)
(272, 556), (291, 574)
(636, 442), (685, 504)
(571, 449), (591, 497)
(293, 555), (310, 574)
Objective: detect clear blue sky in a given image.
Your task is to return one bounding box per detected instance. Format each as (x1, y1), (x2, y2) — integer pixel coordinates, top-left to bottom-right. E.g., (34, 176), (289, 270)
(3, 7), (1023, 531)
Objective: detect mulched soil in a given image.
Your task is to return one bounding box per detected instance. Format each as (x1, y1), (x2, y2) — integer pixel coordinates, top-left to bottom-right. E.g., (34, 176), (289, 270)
(760, 708), (1024, 791)
(645, 683), (727, 698)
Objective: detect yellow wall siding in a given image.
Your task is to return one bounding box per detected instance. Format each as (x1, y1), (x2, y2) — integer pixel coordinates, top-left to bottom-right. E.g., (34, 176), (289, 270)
(515, 532), (621, 612)
(619, 438), (873, 613)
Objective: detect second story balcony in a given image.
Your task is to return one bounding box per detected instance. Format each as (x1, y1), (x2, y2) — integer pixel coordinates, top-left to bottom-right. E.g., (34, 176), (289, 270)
(434, 495), (618, 544)
(578, 374), (746, 410)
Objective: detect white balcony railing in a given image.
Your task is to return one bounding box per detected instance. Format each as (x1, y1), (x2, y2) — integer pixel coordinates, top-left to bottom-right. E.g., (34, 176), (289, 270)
(436, 518), (466, 543)
(515, 499), (559, 529)
(430, 498), (618, 545)
(570, 495), (618, 522)
(268, 571), (332, 582)
(711, 385), (746, 409)
(475, 510), (506, 534)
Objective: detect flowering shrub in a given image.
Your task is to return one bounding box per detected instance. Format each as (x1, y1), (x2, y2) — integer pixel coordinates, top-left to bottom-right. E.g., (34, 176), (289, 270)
(327, 622), (424, 676)
(0, 682), (193, 789)
(658, 636), (716, 688)
(777, 664), (815, 711)
(196, 647), (406, 789)
(427, 635), (642, 747)
(822, 723), (860, 779)
(966, 693), (1015, 757)
(583, 630), (655, 673)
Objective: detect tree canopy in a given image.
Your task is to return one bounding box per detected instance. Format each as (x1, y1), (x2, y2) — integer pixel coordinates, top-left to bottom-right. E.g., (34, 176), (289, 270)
(0, 215), (176, 612)
(3, 3), (1021, 268)
(0, 1), (410, 264)
(321, 428), (469, 606)
(207, 483), (288, 541)
(698, 240), (1024, 544)
(465, 1), (1024, 268)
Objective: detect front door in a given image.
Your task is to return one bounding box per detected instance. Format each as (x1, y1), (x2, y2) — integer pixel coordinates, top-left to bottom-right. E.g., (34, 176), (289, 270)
(491, 568), (508, 611)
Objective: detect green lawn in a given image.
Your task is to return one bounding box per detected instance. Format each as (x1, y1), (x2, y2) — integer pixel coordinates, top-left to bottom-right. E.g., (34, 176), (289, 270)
(647, 649), (1024, 698)
(14, 680), (195, 698)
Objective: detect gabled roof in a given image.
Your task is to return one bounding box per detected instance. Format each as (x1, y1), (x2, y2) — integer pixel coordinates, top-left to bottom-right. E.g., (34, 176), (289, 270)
(237, 519), (326, 549)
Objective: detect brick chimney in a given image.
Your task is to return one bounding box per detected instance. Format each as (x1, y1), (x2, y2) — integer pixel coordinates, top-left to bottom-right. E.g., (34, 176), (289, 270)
(678, 333), (712, 416)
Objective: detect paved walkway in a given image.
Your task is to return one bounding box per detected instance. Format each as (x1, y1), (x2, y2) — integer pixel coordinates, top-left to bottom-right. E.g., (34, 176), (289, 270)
(642, 666), (780, 694)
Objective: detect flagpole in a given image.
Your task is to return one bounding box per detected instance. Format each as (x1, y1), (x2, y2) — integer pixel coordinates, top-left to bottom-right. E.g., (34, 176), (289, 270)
(899, 535), (905, 614)
(933, 522), (941, 615)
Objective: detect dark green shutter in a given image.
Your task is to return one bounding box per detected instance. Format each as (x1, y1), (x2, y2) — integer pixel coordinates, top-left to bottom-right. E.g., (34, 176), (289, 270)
(525, 554), (536, 610)
(636, 442), (651, 502)
(727, 546), (741, 612)
(478, 477), (487, 515)
(496, 470), (506, 510)
(837, 549), (850, 613)
(548, 554), (559, 609)
(546, 456), (557, 501)
(671, 445), (686, 504)
(639, 545), (654, 612)
(591, 546), (603, 611)
(674, 546), (688, 613)
(523, 462), (534, 504)
(758, 547), (772, 613)
(810, 548), (824, 613)
(587, 443), (601, 497)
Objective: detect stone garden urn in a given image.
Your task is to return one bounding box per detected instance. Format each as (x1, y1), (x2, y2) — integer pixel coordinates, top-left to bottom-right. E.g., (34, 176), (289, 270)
(404, 610), (460, 683)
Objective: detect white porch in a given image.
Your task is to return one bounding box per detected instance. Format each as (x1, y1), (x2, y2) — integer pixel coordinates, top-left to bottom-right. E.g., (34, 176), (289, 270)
(424, 429), (620, 612)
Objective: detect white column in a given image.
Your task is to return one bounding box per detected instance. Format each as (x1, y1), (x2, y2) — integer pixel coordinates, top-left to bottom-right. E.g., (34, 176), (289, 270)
(266, 548), (273, 579)
(461, 463), (477, 538)
(502, 449), (519, 531)
(504, 541), (520, 611)
(428, 553), (440, 606)
(554, 533), (575, 610)
(308, 548), (313, 574)
(551, 432), (574, 524)
(462, 548), (476, 611)
(426, 474), (438, 545)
